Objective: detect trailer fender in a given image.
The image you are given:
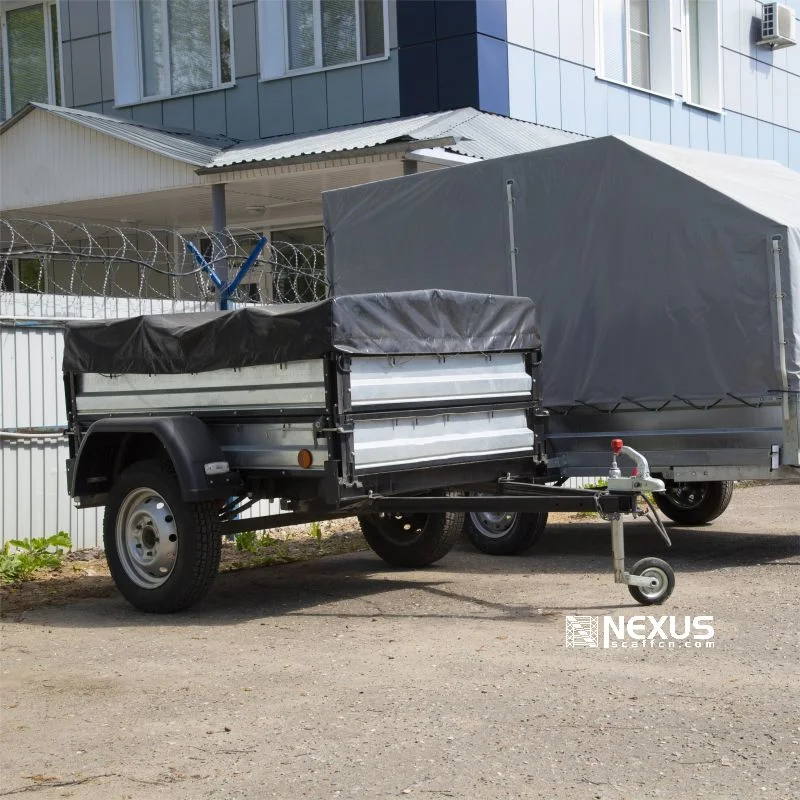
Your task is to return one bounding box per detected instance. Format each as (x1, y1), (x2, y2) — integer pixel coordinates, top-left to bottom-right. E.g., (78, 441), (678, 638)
(71, 416), (240, 503)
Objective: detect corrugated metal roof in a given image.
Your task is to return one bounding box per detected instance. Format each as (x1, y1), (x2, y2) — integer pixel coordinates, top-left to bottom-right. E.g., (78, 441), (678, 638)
(3, 103), (585, 171)
(207, 108), (585, 169)
(22, 103), (232, 166)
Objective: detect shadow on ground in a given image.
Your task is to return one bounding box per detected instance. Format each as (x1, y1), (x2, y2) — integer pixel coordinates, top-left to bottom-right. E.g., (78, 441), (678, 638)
(4, 518), (796, 628)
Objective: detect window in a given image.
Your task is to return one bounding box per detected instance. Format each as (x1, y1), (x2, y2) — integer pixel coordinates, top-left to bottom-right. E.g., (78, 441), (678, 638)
(111, 0), (233, 106)
(0, 1), (61, 120)
(260, 0), (387, 80)
(596, 0), (672, 96)
(0, 258), (44, 293)
(684, 0), (721, 111)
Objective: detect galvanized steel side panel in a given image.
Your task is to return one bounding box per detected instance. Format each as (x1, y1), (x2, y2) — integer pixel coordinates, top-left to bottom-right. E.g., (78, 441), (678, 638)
(216, 422), (326, 471)
(352, 409), (533, 472)
(349, 353), (531, 407)
(77, 361), (327, 415)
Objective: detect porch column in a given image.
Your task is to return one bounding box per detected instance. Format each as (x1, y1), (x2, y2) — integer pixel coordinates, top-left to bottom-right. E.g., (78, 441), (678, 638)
(212, 183), (228, 287)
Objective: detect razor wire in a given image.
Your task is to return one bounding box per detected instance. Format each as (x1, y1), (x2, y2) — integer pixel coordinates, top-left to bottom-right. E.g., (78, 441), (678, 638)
(0, 218), (330, 313)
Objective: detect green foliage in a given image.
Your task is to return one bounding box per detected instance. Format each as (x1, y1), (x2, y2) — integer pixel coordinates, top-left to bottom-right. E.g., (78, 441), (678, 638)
(0, 532), (72, 584)
(309, 521), (322, 544)
(582, 477), (608, 491)
(234, 530), (259, 553)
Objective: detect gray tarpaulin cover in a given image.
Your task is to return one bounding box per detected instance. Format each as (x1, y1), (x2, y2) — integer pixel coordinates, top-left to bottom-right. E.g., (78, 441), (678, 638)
(324, 136), (800, 407)
(62, 290), (540, 374)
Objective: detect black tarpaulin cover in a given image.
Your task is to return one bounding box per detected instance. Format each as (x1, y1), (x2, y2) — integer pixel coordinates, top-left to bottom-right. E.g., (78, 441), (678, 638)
(323, 136), (800, 406)
(62, 290), (540, 374)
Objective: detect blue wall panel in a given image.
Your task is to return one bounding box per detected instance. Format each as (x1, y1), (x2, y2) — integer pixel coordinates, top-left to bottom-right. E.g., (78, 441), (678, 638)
(650, 96), (671, 144)
(258, 79), (293, 138)
(689, 108), (708, 150)
(162, 96), (194, 131)
(670, 102), (690, 147)
(478, 34), (509, 115)
(724, 111), (742, 155)
(628, 92), (650, 140)
(326, 66), (364, 127)
(71, 36), (102, 106)
(508, 44), (536, 122)
(396, 0), (436, 47)
(292, 73), (328, 133)
(774, 126), (789, 166)
(68, 0), (98, 39)
(131, 101), (164, 128)
(740, 115), (758, 157)
(476, 0), (507, 40)
(707, 112), (725, 153)
(559, 61), (585, 134)
(755, 61), (773, 123)
(534, 52), (561, 128)
(399, 43), (439, 115)
(436, 1), (477, 39)
(789, 131), (800, 171)
(438, 35), (479, 109)
(757, 119), (774, 160)
(606, 83), (630, 135)
(363, 57), (401, 121)
(584, 72), (608, 137)
(226, 76), (260, 141)
(740, 55), (758, 118)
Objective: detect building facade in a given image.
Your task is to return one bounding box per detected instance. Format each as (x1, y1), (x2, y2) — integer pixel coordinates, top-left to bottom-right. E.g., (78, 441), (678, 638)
(1, 0), (798, 168)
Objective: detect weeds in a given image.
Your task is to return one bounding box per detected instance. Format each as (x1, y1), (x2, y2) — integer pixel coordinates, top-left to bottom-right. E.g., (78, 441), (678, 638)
(234, 530), (259, 553)
(310, 521), (322, 545)
(0, 532), (72, 584)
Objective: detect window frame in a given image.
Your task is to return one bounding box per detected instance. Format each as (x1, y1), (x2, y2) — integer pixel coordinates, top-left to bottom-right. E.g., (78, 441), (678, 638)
(111, 0), (235, 108)
(682, 0), (722, 114)
(594, 0), (674, 101)
(0, 0), (62, 119)
(260, 0), (390, 82)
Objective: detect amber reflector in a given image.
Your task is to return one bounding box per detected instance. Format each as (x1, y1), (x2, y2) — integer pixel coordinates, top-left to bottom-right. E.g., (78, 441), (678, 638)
(297, 449), (313, 469)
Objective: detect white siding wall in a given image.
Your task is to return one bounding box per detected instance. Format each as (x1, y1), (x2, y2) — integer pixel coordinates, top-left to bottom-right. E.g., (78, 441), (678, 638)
(0, 112), (201, 210)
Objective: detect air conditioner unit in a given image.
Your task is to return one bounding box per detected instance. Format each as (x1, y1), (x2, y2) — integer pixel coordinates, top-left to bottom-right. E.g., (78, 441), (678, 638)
(757, 2), (797, 49)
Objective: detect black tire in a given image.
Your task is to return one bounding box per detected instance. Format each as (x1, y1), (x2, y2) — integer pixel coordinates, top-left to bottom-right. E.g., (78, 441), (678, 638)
(104, 460), (222, 613)
(653, 480), (734, 525)
(628, 557), (675, 605)
(358, 510), (464, 568)
(465, 511), (548, 555)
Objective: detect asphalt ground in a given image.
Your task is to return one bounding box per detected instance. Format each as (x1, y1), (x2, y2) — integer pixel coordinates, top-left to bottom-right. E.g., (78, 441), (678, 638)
(1, 484), (798, 799)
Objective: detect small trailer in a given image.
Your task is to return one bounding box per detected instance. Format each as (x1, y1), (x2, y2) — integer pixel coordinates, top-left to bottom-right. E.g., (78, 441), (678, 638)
(323, 137), (800, 552)
(63, 290), (673, 613)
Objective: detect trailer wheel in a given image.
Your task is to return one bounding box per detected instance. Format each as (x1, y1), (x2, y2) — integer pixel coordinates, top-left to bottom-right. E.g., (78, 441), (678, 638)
(653, 480), (734, 525)
(104, 460), (221, 613)
(628, 557), (675, 605)
(465, 511), (548, 555)
(358, 510), (464, 568)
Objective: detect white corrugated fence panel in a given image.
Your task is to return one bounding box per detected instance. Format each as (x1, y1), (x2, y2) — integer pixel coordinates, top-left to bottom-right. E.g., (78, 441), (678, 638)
(0, 296), (213, 548)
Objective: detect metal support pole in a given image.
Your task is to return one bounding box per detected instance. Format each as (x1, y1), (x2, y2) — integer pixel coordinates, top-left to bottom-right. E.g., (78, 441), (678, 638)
(212, 183), (228, 297)
(611, 516), (625, 583)
(505, 180), (518, 296)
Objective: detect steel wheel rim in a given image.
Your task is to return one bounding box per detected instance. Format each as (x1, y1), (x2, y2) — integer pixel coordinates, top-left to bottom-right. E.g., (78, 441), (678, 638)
(469, 511), (519, 539)
(116, 488), (179, 589)
(665, 483), (709, 510)
(638, 566), (668, 600)
(375, 512), (428, 545)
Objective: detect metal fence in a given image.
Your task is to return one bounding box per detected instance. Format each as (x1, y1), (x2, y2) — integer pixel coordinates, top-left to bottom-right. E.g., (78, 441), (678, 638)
(0, 218), (330, 311)
(0, 220), (329, 547)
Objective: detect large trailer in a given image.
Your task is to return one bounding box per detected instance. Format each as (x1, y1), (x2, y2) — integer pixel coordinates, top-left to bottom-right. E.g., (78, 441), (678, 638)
(63, 290), (672, 612)
(323, 136), (800, 551)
